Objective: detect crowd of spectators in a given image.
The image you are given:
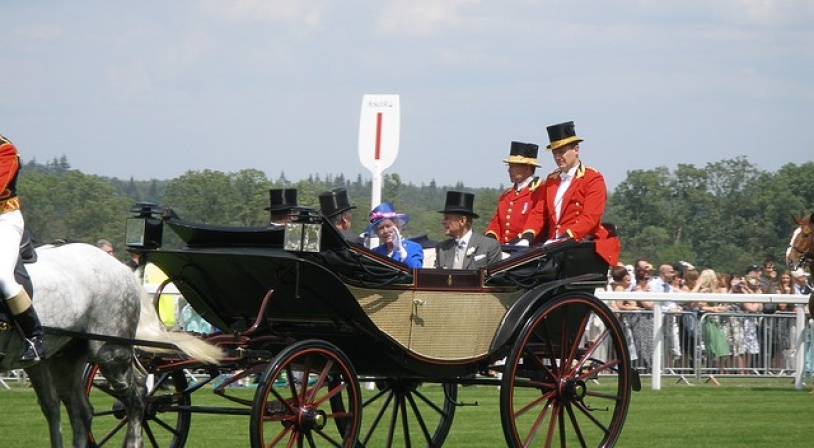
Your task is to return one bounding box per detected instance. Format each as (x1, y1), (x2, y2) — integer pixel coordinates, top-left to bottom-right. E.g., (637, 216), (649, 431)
(606, 256), (812, 378)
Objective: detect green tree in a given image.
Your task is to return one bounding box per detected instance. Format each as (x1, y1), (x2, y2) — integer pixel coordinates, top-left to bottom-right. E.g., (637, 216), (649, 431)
(163, 170), (238, 224)
(20, 170), (131, 253)
(230, 169), (270, 226)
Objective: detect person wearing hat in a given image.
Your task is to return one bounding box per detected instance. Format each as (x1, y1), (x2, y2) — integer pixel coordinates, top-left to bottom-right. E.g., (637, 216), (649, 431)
(318, 187), (360, 242)
(266, 188), (298, 228)
(1, 134), (45, 362)
(791, 268), (812, 295)
(485, 141), (547, 246)
(365, 202), (423, 268)
(530, 121), (620, 265)
(437, 191), (501, 269)
(743, 264), (762, 294)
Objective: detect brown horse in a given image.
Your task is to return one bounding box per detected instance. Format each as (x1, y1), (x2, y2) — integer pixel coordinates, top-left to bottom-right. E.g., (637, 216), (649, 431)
(786, 213), (814, 313)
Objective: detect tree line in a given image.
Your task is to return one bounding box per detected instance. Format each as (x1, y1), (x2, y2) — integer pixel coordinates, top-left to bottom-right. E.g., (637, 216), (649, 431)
(17, 157), (814, 273)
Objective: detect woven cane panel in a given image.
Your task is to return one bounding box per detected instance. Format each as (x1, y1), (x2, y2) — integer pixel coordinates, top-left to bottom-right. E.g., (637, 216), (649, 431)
(408, 291), (521, 360)
(350, 286), (523, 361)
(350, 286), (415, 347)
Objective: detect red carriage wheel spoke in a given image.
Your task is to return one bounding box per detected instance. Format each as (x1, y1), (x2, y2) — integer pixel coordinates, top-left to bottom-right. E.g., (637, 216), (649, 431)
(502, 293), (633, 448)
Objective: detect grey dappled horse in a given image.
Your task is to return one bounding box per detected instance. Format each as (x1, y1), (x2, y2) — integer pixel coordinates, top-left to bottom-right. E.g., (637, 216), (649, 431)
(0, 243), (222, 448)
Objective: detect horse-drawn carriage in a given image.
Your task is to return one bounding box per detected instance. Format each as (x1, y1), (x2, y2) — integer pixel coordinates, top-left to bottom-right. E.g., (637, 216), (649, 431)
(86, 204), (638, 447)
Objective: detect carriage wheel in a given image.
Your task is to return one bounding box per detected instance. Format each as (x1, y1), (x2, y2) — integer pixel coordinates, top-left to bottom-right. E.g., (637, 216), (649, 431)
(341, 378), (457, 448)
(500, 292), (633, 448)
(83, 363), (192, 448)
(250, 339), (361, 448)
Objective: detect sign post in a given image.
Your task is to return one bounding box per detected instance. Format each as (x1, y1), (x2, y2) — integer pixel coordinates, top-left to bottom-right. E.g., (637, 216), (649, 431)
(358, 94), (400, 213)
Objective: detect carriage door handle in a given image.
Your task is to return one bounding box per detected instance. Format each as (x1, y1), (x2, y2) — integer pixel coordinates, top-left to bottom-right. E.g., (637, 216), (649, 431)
(411, 299), (426, 322)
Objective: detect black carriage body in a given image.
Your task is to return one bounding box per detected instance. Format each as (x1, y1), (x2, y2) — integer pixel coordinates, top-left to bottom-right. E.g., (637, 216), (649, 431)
(144, 215), (610, 379)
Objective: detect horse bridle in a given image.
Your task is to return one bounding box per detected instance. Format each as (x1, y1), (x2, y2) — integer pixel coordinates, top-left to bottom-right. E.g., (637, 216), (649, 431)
(788, 222), (814, 270)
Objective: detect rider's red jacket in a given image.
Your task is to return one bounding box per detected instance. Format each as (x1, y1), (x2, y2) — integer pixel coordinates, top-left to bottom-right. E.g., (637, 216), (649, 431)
(0, 135), (21, 214)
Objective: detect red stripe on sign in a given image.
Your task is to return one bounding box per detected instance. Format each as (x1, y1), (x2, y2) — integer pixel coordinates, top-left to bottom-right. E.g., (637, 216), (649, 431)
(374, 112), (383, 160)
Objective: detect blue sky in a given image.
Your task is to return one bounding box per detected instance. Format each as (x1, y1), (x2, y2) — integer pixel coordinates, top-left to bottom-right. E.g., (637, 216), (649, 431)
(2, 0), (812, 191)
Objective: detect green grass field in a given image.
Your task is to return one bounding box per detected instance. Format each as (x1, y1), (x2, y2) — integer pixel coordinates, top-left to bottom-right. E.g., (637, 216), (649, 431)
(0, 377), (811, 447)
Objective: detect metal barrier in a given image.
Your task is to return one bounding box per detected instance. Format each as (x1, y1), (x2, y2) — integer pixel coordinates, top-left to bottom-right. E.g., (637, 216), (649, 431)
(1, 369), (27, 390)
(596, 291), (812, 390)
(616, 310), (806, 384)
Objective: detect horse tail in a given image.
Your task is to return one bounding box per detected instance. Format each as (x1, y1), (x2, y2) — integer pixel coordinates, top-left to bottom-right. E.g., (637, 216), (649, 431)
(134, 284), (224, 365)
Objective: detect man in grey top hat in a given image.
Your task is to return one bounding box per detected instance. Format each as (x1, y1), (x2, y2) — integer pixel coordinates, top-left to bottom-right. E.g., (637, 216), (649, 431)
(436, 191), (501, 269)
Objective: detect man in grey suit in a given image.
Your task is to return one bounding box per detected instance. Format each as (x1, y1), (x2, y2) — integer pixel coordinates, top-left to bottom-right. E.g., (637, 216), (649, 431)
(435, 191), (502, 269)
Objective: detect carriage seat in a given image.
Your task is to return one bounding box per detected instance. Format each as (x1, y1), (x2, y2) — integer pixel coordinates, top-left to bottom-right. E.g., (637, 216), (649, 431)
(484, 237), (608, 289)
(314, 245), (415, 288)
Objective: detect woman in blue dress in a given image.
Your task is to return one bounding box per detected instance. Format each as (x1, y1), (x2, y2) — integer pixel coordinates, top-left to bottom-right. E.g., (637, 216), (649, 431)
(365, 202), (423, 268)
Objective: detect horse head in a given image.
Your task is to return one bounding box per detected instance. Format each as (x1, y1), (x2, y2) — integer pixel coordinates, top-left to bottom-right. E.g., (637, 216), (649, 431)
(786, 214), (814, 270)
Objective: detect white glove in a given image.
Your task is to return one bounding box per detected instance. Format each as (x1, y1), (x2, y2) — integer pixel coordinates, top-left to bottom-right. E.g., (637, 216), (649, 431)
(391, 226), (408, 259)
(514, 239), (530, 247)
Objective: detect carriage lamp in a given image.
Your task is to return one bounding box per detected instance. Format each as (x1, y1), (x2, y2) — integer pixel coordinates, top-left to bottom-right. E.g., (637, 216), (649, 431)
(284, 207), (322, 253)
(125, 202), (164, 249)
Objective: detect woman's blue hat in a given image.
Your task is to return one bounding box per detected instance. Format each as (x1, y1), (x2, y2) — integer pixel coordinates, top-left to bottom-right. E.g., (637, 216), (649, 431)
(365, 202), (409, 235)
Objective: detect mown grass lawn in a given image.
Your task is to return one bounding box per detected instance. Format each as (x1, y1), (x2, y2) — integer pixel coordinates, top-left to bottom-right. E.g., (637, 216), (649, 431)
(0, 377), (811, 447)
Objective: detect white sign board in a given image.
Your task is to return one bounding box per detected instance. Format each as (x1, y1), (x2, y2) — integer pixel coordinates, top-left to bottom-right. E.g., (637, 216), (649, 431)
(358, 94), (400, 172)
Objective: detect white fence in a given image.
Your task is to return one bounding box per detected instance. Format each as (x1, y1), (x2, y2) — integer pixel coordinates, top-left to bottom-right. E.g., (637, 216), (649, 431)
(596, 291), (811, 391)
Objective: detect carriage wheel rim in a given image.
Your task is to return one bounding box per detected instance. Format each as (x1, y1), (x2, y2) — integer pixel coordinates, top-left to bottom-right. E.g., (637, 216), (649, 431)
(83, 363), (192, 448)
(251, 340), (361, 447)
(500, 294), (632, 447)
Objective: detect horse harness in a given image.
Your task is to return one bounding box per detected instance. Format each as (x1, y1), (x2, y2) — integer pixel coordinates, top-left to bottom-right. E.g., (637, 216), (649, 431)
(788, 221), (814, 270)
(788, 220), (814, 313)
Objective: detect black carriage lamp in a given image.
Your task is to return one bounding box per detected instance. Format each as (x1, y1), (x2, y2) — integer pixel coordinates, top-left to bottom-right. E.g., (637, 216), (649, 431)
(125, 201), (164, 249)
(284, 207), (323, 253)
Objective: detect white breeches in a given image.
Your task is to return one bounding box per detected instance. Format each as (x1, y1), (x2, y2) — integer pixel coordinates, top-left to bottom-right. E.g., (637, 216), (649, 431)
(0, 210), (24, 298)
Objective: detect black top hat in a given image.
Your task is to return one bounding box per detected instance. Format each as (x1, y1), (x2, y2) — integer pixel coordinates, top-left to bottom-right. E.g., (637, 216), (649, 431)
(502, 141), (541, 167)
(318, 187), (356, 218)
(265, 188), (297, 211)
(546, 121), (583, 151)
(438, 191), (479, 218)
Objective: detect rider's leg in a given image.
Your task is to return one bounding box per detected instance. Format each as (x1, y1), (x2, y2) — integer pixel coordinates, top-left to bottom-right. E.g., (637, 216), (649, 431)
(1, 209), (43, 361)
(6, 287), (45, 361)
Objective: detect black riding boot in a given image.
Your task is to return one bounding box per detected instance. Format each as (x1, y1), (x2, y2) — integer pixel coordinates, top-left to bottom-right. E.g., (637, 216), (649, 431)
(8, 289), (46, 362)
(16, 305), (45, 362)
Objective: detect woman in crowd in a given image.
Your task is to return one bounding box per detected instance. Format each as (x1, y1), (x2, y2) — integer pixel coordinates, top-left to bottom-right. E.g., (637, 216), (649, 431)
(365, 202), (423, 268)
(716, 272), (731, 294)
(694, 269), (730, 378)
(629, 268), (654, 370)
(776, 269), (794, 295)
(683, 267), (699, 292)
(770, 269), (795, 370)
(610, 266), (640, 363)
(738, 278), (763, 373)
(610, 266), (632, 292)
